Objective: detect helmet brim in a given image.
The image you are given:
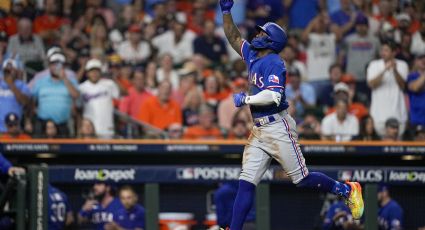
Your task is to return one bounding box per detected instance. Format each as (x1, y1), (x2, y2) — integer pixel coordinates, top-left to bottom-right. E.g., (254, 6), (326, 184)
(255, 25), (270, 36)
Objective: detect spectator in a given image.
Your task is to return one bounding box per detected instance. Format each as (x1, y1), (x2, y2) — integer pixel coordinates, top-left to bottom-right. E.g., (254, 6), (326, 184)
(298, 114), (321, 140)
(406, 53), (425, 130)
(0, 59), (30, 133)
(105, 185), (145, 230)
(89, 18), (114, 58)
(342, 13), (380, 82)
(137, 80), (182, 130)
(354, 115), (380, 141)
(246, 0), (284, 27)
(79, 59), (119, 138)
(394, 13), (411, 44)
(203, 75), (229, 109)
(280, 45), (307, 80)
(33, 0), (68, 45)
(0, 113), (30, 139)
(218, 77), (249, 131)
(193, 20), (228, 65)
(329, 0), (357, 37)
(186, 0), (215, 35)
(144, 61), (159, 94)
(43, 120), (58, 139)
(321, 99), (359, 141)
(117, 24), (152, 64)
(78, 182), (123, 230)
(7, 17), (46, 69)
(302, 11), (338, 83)
(378, 185), (403, 230)
(114, 60), (134, 96)
(381, 118), (400, 142)
(183, 104), (222, 140)
(0, 152), (25, 177)
(0, 0), (25, 36)
(48, 185), (74, 230)
(228, 119), (249, 140)
(152, 20), (196, 65)
(86, 0), (116, 28)
(182, 88), (204, 127)
(322, 197), (355, 230)
(414, 125), (425, 141)
(367, 40), (408, 137)
(410, 14), (425, 56)
(172, 62), (198, 105)
(319, 63), (343, 107)
(286, 0), (320, 29)
(31, 53), (80, 137)
(78, 118), (97, 139)
(325, 82), (368, 120)
(373, 0), (397, 28)
(156, 53), (179, 90)
(166, 123), (184, 139)
(119, 69), (153, 120)
(285, 67), (316, 118)
(395, 33), (414, 66)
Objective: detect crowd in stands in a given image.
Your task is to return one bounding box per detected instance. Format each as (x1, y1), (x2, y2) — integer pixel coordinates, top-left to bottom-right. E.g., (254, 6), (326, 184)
(0, 0), (425, 141)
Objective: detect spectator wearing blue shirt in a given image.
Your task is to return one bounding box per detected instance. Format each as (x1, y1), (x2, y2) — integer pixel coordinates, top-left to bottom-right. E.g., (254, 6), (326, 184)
(378, 185), (403, 230)
(330, 0), (357, 38)
(322, 198), (361, 230)
(286, 0), (320, 29)
(105, 185), (145, 230)
(406, 53), (425, 129)
(0, 58), (30, 133)
(48, 185), (74, 230)
(78, 182), (124, 230)
(31, 53), (79, 137)
(193, 20), (228, 65)
(285, 67), (316, 118)
(214, 182), (255, 229)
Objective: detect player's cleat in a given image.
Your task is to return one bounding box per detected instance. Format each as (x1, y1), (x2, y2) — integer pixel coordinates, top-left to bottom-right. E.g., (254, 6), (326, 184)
(345, 181), (364, 219)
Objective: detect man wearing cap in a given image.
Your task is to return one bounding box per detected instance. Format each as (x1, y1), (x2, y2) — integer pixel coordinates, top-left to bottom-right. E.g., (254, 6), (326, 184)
(1, 113), (30, 139)
(117, 24), (152, 64)
(0, 58), (30, 133)
(321, 99), (359, 141)
(382, 118), (400, 141)
(79, 59), (120, 138)
(377, 185), (403, 230)
(285, 66), (316, 118)
(406, 53), (425, 135)
(342, 13), (380, 82)
(367, 40), (408, 137)
(31, 52), (80, 137)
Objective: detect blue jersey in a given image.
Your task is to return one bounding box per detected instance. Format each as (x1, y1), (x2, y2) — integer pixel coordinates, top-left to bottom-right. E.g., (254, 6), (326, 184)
(407, 72), (425, 126)
(240, 40), (288, 119)
(0, 153), (12, 175)
(323, 201), (351, 230)
(378, 200), (403, 230)
(113, 204), (145, 229)
(80, 198), (124, 230)
(48, 186), (71, 230)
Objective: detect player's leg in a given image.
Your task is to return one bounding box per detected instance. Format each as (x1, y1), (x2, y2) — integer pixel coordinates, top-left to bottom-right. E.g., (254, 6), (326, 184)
(231, 142), (272, 230)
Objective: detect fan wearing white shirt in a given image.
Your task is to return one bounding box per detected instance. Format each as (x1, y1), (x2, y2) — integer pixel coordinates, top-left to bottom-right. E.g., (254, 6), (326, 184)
(117, 24), (152, 64)
(79, 59), (120, 138)
(367, 40), (408, 137)
(321, 99), (359, 141)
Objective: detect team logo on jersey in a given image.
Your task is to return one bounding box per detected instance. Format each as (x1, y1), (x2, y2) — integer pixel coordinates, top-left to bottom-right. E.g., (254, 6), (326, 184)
(268, 75), (279, 84)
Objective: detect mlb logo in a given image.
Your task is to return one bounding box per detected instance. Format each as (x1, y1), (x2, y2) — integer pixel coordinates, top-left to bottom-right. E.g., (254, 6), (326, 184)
(268, 75), (279, 84)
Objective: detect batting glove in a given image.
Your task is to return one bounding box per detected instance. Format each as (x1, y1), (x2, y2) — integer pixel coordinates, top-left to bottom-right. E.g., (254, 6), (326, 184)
(233, 92), (246, 107)
(219, 0), (234, 14)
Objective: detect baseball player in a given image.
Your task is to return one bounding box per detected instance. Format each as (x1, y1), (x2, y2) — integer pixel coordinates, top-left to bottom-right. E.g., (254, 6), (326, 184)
(48, 185), (74, 230)
(219, 1), (364, 229)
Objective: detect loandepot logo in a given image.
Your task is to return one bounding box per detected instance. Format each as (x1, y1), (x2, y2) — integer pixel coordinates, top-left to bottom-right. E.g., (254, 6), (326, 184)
(74, 168), (136, 182)
(389, 171), (425, 183)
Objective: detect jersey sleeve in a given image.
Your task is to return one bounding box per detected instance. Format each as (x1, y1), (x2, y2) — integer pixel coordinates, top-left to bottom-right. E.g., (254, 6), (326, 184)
(135, 208), (146, 228)
(240, 40), (251, 62)
(388, 206), (403, 230)
(0, 153), (12, 175)
(262, 63), (286, 94)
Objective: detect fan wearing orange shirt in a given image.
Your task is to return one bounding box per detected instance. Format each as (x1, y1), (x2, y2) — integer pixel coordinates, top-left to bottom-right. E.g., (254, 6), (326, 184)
(33, 0), (69, 45)
(1, 113), (31, 140)
(326, 82), (368, 120)
(137, 80), (182, 130)
(184, 104), (223, 140)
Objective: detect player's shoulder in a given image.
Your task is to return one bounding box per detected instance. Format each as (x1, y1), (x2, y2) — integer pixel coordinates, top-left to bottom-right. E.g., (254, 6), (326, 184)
(264, 54), (285, 66)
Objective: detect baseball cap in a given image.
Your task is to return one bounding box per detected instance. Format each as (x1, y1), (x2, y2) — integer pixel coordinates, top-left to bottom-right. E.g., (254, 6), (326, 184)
(385, 118), (399, 128)
(5, 113), (19, 126)
(85, 59), (102, 71)
(355, 13), (369, 25)
(2, 58), (18, 69)
(0, 31), (8, 42)
(333, 82), (350, 93)
(178, 61), (197, 76)
(49, 53), (66, 63)
(396, 13), (411, 23)
(128, 24), (141, 33)
(46, 46), (62, 58)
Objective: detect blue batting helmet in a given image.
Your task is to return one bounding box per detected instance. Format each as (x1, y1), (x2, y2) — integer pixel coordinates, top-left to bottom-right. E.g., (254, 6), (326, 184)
(251, 22), (287, 53)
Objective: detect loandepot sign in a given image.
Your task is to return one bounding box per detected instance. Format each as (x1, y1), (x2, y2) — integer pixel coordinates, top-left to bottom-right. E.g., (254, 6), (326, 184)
(74, 168), (136, 182)
(389, 171), (425, 183)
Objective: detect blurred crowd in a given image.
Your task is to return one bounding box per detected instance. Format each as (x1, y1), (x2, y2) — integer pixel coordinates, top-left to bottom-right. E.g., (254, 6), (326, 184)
(0, 0), (425, 141)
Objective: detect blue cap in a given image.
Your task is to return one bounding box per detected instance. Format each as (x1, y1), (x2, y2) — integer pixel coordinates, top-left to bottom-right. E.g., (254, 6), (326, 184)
(355, 13), (369, 25)
(378, 184), (389, 192)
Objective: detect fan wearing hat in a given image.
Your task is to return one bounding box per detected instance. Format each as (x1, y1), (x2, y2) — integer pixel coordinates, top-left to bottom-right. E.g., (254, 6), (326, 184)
(79, 59), (120, 138)
(31, 52), (79, 137)
(285, 66), (316, 118)
(117, 24), (151, 64)
(0, 58), (30, 133)
(1, 113), (30, 139)
(377, 184), (403, 230)
(406, 52), (425, 133)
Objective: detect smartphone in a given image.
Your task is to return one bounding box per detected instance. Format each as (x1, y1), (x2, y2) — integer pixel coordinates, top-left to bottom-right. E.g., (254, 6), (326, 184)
(55, 63), (63, 75)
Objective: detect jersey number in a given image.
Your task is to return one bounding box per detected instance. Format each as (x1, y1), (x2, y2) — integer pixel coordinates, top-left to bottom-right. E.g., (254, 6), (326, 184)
(51, 203), (66, 222)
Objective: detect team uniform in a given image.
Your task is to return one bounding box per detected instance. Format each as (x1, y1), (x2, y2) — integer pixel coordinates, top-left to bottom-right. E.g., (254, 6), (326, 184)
(113, 204), (146, 230)
(48, 185), (71, 230)
(0, 153), (12, 174)
(378, 200), (403, 230)
(323, 201), (352, 230)
(79, 197), (123, 230)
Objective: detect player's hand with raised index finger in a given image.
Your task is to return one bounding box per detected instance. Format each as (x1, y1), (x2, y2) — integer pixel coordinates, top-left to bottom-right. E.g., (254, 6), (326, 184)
(233, 92), (246, 107)
(219, 0), (234, 14)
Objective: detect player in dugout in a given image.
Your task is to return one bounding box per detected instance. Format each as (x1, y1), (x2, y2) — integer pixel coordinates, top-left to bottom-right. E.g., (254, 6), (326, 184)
(218, 0), (364, 229)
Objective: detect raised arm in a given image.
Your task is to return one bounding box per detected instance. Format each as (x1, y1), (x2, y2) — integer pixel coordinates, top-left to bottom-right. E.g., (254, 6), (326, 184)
(220, 0), (244, 55)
